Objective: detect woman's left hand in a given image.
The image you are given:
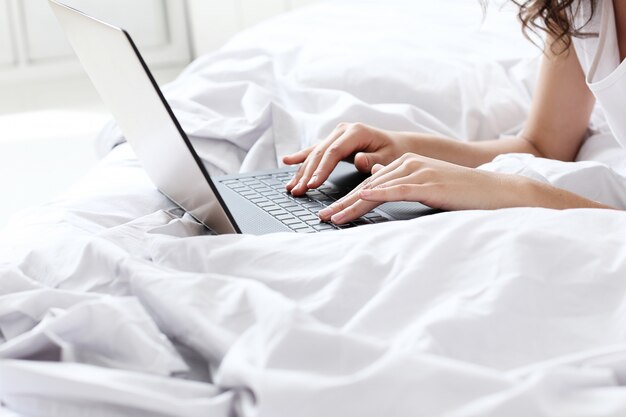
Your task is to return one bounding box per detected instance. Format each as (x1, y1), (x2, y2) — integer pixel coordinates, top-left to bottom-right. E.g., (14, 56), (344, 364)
(318, 153), (530, 224)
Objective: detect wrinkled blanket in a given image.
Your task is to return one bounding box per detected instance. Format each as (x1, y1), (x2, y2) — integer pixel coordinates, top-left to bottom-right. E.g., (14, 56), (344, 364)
(3, 1), (626, 416)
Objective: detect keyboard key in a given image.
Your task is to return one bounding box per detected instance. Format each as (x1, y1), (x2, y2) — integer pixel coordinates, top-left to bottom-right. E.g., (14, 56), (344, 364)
(306, 219), (322, 225)
(268, 209), (288, 216)
(313, 223), (335, 231)
(324, 190), (343, 197)
(280, 203), (299, 209)
(257, 201), (274, 208)
(303, 201), (323, 209)
(289, 224), (316, 233)
(291, 210), (309, 217)
(289, 222), (309, 230)
(283, 218), (301, 225)
(305, 205), (324, 213)
(369, 216), (388, 223)
(295, 227), (316, 233)
(277, 214), (295, 221)
(262, 205), (281, 212)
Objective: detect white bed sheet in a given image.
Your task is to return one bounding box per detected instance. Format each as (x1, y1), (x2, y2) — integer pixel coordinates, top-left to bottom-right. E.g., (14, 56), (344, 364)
(3, 1), (626, 416)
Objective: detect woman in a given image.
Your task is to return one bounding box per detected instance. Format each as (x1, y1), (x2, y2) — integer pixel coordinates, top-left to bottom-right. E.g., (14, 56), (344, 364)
(282, 0), (626, 225)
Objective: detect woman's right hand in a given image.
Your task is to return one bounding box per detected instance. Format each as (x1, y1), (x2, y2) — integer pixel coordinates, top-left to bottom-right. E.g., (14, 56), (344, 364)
(283, 123), (416, 196)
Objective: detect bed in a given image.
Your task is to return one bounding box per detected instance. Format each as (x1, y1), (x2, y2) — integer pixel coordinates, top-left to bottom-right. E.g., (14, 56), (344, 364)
(3, 1), (626, 416)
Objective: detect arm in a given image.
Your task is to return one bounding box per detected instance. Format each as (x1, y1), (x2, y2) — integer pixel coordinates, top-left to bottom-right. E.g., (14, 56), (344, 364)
(319, 153), (612, 225)
(374, 35), (597, 168)
(284, 38), (614, 223)
(284, 36), (596, 194)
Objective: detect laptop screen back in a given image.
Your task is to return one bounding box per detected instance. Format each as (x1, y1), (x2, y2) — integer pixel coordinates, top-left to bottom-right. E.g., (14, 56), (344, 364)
(49, 0), (239, 234)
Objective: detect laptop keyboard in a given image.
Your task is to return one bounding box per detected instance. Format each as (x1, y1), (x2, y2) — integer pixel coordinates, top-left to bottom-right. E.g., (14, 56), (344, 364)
(221, 172), (389, 233)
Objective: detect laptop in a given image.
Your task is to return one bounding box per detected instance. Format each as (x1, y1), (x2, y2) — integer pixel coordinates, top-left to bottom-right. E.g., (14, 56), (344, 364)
(50, 0), (436, 235)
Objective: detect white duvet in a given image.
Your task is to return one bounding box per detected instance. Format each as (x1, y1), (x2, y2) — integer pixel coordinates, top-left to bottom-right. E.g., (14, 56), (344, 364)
(3, 1), (626, 416)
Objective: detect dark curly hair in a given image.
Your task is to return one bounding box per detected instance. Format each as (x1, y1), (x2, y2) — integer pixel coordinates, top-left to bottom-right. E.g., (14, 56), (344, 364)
(482, 1), (599, 53)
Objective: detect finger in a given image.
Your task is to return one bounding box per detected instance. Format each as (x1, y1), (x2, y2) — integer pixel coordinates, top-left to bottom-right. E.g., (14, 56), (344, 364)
(307, 124), (382, 189)
(285, 147), (316, 191)
(330, 199), (381, 224)
(371, 163), (385, 174)
(291, 128), (346, 195)
(303, 134), (362, 190)
(318, 177), (374, 221)
(290, 148), (328, 196)
(318, 159), (406, 221)
(336, 156), (406, 203)
(318, 192), (359, 221)
(285, 148), (316, 191)
(360, 183), (426, 203)
(286, 163), (307, 192)
(283, 146), (314, 165)
(354, 152), (387, 173)
(292, 143), (335, 195)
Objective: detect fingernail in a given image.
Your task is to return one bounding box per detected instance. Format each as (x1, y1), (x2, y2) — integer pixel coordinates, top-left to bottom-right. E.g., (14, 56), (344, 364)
(331, 212), (345, 223)
(319, 208), (331, 218)
(293, 181), (305, 193)
(307, 174), (318, 187)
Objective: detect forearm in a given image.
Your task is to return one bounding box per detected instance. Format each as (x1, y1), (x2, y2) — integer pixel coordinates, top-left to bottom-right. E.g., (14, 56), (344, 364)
(498, 173), (614, 210)
(397, 133), (614, 210)
(401, 133), (544, 168)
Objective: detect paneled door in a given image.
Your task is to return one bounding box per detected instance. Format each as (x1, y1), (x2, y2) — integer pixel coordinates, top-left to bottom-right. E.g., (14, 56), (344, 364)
(0, 0), (15, 68)
(0, 0), (191, 83)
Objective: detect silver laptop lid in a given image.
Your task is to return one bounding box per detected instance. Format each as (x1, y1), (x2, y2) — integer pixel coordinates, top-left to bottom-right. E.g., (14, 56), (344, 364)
(49, 0), (239, 234)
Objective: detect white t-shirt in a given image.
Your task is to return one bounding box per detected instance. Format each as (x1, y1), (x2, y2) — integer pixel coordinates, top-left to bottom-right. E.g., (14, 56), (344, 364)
(572, 0), (626, 147)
